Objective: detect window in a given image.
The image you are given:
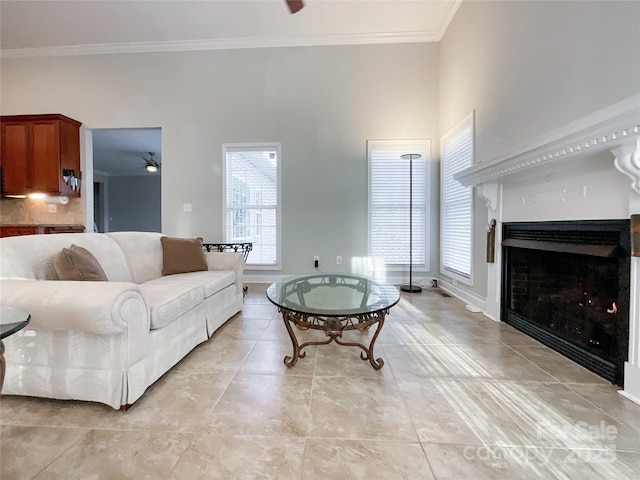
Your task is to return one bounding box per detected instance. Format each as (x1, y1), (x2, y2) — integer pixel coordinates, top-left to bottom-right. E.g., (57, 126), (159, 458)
(440, 112), (474, 284)
(223, 143), (280, 268)
(368, 140), (430, 268)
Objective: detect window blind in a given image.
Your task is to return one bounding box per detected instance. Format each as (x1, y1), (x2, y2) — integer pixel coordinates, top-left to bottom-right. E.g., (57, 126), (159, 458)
(441, 115), (474, 281)
(369, 141), (429, 267)
(225, 145), (279, 266)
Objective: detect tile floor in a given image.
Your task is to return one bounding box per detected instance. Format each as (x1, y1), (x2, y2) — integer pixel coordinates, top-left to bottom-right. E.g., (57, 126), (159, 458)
(1, 284), (639, 479)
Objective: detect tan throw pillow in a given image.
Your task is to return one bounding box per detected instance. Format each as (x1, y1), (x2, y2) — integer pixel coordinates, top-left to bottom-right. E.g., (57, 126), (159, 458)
(161, 236), (208, 275)
(54, 244), (108, 281)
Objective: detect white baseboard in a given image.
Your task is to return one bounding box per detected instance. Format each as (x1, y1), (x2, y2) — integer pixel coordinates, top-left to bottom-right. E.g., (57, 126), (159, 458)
(244, 272), (437, 287)
(437, 280), (492, 320)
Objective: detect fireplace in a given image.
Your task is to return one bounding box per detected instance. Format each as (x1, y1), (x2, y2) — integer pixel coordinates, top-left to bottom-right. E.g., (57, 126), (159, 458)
(502, 220), (631, 385)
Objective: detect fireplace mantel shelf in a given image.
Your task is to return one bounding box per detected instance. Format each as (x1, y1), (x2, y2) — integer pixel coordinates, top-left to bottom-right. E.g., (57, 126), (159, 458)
(455, 95), (640, 188)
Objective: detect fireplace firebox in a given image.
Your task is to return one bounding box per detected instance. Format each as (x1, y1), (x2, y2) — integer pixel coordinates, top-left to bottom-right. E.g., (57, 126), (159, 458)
(502, 220), (630, 385)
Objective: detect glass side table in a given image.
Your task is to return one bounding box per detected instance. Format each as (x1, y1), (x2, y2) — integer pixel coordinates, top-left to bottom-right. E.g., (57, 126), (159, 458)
(1, 306), (31, 392)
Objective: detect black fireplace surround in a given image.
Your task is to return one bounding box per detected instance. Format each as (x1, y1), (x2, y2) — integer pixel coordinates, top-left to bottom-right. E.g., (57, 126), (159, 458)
(502, 220), (630, 385)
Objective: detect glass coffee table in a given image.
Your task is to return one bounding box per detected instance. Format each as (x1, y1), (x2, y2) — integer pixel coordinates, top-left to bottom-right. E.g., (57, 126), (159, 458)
(1, 306), (31, 391)
(266, 273), (400, 370)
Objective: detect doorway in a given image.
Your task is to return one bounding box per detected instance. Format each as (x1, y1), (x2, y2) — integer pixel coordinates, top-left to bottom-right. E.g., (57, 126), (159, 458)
(92, 128), (161, 232)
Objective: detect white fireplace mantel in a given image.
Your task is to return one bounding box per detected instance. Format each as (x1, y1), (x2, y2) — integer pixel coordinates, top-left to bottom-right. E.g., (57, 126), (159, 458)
(457, 95), (640, 406)
(455, 95), (640, 188)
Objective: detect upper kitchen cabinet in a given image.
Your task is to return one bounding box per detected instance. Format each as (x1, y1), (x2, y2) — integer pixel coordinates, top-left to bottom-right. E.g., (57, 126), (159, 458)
(1, 114), (82, 197)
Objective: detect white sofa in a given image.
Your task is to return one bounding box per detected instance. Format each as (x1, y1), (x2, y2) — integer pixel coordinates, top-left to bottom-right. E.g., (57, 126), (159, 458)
(0, 231), (244, 409)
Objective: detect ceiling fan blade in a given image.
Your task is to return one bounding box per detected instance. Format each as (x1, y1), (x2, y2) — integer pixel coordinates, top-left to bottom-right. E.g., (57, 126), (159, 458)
(286, 0), (304, 14)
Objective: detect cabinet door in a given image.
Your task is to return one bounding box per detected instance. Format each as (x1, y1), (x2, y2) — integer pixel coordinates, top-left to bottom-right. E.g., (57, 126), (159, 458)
(1, 122), (30, 194)
(0, 226), (38, 237)
(31, 120), (61, 194)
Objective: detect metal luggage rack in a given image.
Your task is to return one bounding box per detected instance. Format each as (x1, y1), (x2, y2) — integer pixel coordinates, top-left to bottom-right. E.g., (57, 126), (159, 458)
(202, 242), (253, 296)
(202, 242), (253, 261)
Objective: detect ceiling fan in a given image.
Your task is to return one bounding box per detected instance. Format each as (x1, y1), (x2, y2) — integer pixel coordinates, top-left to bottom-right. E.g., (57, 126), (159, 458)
(143, 152), (160, 173)
(286, 0), (304, 14)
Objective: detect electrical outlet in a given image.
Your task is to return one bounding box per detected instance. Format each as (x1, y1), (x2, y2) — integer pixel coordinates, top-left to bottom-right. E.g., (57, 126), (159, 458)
(48, 204), (57, 213)
(183, 203), (192, 212)
(336, 255), (342, 265)
(314, 255), (319, 268)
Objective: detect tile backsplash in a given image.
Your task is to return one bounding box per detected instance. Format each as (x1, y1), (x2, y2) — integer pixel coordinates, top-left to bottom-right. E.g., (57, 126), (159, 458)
(0, 197), (85, 225)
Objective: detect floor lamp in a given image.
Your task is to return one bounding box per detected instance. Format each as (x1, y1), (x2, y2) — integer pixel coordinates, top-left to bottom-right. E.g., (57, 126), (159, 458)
(400, 153), (422, 293)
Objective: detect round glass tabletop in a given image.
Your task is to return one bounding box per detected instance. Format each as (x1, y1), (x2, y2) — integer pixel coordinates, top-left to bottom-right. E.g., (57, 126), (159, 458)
(0, 306), (31, 340)
(266, 273), (400, 317)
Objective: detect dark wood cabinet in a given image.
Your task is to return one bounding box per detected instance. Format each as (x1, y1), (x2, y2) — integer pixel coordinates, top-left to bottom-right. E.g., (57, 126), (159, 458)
(0, 224), (85, 238)
(1, 114), (82, 197)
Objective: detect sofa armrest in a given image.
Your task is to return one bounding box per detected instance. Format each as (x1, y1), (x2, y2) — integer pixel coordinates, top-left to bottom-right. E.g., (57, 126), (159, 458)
(204, 252), (245, 294)
(0, 279), (148, 335)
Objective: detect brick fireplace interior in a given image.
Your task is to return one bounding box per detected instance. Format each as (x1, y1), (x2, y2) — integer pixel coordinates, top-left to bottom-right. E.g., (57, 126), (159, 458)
(502, 220), (631, 385)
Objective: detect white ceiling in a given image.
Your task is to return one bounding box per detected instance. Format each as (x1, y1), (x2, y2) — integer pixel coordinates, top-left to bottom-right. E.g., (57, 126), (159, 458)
(93, 128), (162, 177)
(0, 0), (462, 57)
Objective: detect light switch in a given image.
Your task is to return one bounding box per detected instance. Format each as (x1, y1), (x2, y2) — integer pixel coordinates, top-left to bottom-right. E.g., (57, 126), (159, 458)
(183, 203), (192, 212)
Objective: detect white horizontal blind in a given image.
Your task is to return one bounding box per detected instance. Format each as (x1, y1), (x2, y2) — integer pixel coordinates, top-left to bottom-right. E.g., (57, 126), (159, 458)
(368, 140), (429, 267)
(224, 144), (279, 267)
(441, 114), (473, 281)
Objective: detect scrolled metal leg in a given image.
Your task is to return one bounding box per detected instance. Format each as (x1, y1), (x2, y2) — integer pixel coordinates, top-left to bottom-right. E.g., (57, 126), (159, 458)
(362, 312), (386, 369)
(332, 312), (386, 370)
(281, 310), (305, 367)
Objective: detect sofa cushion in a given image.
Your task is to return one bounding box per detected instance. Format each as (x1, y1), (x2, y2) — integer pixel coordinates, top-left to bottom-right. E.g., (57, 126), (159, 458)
(0, 233), (131, 281)
(106, 232), (164, 284)
(139, 283), (204, 330)
(144, 270), (236, 298)
(54, 244), (109, 281)
(160, 236), (208, 276)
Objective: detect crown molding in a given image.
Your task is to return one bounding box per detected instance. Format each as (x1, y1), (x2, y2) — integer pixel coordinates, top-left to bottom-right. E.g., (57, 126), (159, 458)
(0, 30), (441, 59)
(435, 0), (463, 41)
(455, 95), (640, 187)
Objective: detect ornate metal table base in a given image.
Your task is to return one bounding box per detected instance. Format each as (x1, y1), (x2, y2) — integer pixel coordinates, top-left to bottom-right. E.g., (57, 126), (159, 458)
(279, 308), (388, 370)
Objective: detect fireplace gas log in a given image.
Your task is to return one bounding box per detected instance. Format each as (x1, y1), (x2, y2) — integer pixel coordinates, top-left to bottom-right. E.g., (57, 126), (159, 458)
(632, 214), (639, 257)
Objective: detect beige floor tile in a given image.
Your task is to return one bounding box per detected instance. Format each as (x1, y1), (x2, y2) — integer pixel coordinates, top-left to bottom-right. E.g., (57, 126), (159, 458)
(172, 337), (256, 374)
(1, 425), (90, 479)
(301, 438), (434, 479)
(422, 443), (558, 480)
(426, 443), (640, 480)
(210, 317), (270, 342)
(259, 317), (327, 344)
(499, 382), (640, 451)
(398, 378), (533, 446)
(566, 383), (640, 434)
(167, 433), (304, 479)
(545, 448), (640, 479)
(509, 345), (611, 385)
(0, 395), (114, 429)
(202, 373), (312, 436)
(240, 340), (318, 376)
(91, 370), (233, 432)
(239, 303), (279, 320)
(313, 341), (391, 377)
(33, 429), (191, 480)
(494, 323), (547, 347)
(386, 343), (557, 382)
(308, 375), (418, 441)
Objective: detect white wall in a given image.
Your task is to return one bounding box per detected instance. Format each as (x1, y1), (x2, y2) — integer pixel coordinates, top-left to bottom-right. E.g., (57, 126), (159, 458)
(107, 175), (161, 232)
(439, 0), (640, 298)
(0, 43), (439, 278)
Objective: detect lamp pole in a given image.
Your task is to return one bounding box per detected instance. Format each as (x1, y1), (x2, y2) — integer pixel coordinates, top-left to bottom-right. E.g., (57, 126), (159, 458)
(400, 153), (422, 293)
